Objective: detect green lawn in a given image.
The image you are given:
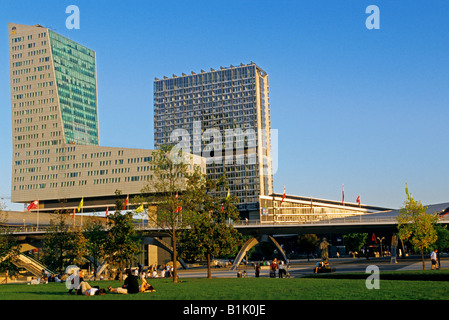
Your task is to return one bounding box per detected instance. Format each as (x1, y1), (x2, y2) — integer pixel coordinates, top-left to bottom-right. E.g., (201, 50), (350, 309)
(0, 269), (448, 300)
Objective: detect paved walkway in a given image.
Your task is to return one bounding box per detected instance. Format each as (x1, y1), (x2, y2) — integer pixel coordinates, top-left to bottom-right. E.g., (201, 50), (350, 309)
(175, 256), (449, 279)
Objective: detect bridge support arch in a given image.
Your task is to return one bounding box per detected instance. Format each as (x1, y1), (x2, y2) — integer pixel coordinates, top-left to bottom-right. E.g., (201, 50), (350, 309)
(142, 237), (188, 269)
(230, 234), (288, 270)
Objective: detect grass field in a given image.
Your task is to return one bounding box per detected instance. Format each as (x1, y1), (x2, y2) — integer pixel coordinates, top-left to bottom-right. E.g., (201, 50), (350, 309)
(0, 269), (448, 300)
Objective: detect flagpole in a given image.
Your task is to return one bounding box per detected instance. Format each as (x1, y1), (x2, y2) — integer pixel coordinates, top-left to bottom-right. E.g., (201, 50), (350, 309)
(36, 199), (39, 231)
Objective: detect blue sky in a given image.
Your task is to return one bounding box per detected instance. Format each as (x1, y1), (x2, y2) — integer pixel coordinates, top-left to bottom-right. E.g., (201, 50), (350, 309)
(1, 0), (449, 210)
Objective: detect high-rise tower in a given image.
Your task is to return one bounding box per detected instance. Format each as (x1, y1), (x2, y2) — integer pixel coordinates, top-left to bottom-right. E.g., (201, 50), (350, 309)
(154, 63), (273, 207)
(9, 23), (205, 209)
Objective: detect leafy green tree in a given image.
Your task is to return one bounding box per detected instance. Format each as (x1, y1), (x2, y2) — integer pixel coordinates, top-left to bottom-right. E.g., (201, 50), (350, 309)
(180, 168), (243, 278)
(343, 233), (368, 258)
(83, 220), (107, 280)
(0, 205), (21, 279)
(431, 224), (449, 269)
(42, 214), (87, 274)
(140, 144), (189, 283)
(104, 193), (141, 281)
(297, 234), (319, 261)
(397, 187), (438, 270)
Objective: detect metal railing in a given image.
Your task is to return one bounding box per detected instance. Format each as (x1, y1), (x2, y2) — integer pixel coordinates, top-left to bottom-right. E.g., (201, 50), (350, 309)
(6, 214), (449, 234)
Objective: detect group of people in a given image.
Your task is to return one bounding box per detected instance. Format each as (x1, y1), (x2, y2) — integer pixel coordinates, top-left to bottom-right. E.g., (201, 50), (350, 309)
(314, 259), (330, 273)
(270, 258), (288, 278)
(108, 269), (156, 294)
(253, 258), (288, 278)
(67, 269), (156, 296)
(137, 264), (175, 279)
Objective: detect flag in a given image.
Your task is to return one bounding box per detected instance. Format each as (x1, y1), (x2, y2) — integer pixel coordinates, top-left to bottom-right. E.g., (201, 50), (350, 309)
(27, 200), (39, 211)
(405, 182), (413, 201)
(280, 186), (286, 205)
(123, 195), (129, 210)
(405, 182), (410, 200)
(135, 205), (144, 213)
(372, 233), (377, 243)
(356, 195), (361, 206)
(105, 206), (109, 218)
(77, 198), (83, 212)
(221, 203), (224, 213)
(72, 208), (75, 219)
(226, 188), (230, 200)
(342, 184), (345, 205)
(174, 205), (182, 213)
(175, 192), (178, 199)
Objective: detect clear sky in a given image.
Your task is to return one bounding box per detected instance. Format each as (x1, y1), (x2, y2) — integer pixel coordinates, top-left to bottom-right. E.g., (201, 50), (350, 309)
(1, 0), (449, 210)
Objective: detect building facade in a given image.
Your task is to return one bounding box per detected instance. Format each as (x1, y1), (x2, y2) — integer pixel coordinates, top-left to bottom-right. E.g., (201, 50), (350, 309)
(9, 23), (205, 210)
(154, 63), (274, 207)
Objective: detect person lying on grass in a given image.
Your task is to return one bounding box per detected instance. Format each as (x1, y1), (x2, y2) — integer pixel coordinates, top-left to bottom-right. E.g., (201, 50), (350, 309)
(78, 281), (107, 296)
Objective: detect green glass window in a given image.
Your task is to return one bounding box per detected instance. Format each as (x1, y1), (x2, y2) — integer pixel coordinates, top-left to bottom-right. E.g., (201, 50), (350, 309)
(49, 31), (99, 145)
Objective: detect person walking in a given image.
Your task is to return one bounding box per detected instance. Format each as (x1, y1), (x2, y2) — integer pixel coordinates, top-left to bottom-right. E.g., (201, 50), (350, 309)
(431, 249), (438, 270)
(255, 263), (261, 278)
(278, 261), (287, 278)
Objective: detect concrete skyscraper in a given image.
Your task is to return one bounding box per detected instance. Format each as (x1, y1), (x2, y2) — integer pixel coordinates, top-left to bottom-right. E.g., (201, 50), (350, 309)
(154, 63), (274, 209)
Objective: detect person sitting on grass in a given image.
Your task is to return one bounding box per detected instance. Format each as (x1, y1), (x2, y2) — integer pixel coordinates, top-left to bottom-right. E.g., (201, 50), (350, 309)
(68, 270), (84, 294)
(139, 277), (156, 293)
(108, 269), (140, 294)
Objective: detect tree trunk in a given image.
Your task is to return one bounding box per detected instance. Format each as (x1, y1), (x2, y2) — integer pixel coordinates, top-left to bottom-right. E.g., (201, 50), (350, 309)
(400, 239), (406, 259)
(421, 250), (425, 270)
(172, 232), (178, 283)
(207, 252), (212, 279)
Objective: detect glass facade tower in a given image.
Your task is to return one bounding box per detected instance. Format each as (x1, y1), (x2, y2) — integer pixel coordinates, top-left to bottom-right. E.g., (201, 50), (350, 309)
(49, 30), (99, 145)
(9, 23), (205, 205)
(154, 63), (274, 206)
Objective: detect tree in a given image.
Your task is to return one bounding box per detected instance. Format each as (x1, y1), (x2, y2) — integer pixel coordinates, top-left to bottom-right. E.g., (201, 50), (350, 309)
(432, 224), (449, 269)
(343, 233), (368, 258)
(180, 168), (243, 278)
(397, 186), (438, 270)
(83, 220), (107, 280)
(42, 213), (87, 275)
(0, 204), (21, 279)
(297, 234), (319, 261)
(104, 192), (141, 281)
(140, 144), (189, 283)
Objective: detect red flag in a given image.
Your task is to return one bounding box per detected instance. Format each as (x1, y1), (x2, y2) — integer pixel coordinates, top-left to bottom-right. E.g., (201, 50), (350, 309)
(174, 206), (182, 213)
(280, 187), (286, 205)
(105, 206), (109, 218)
(342, 184), (345, 205)
(221, 203), (224, 213)
(27, 200), (39, 211)
(372, 233), (377, 243)
(123, 195), (129, 210)
(356, 195), (361, 206)
(72, 208), (75, 219)
(175, 192), (178, 199)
